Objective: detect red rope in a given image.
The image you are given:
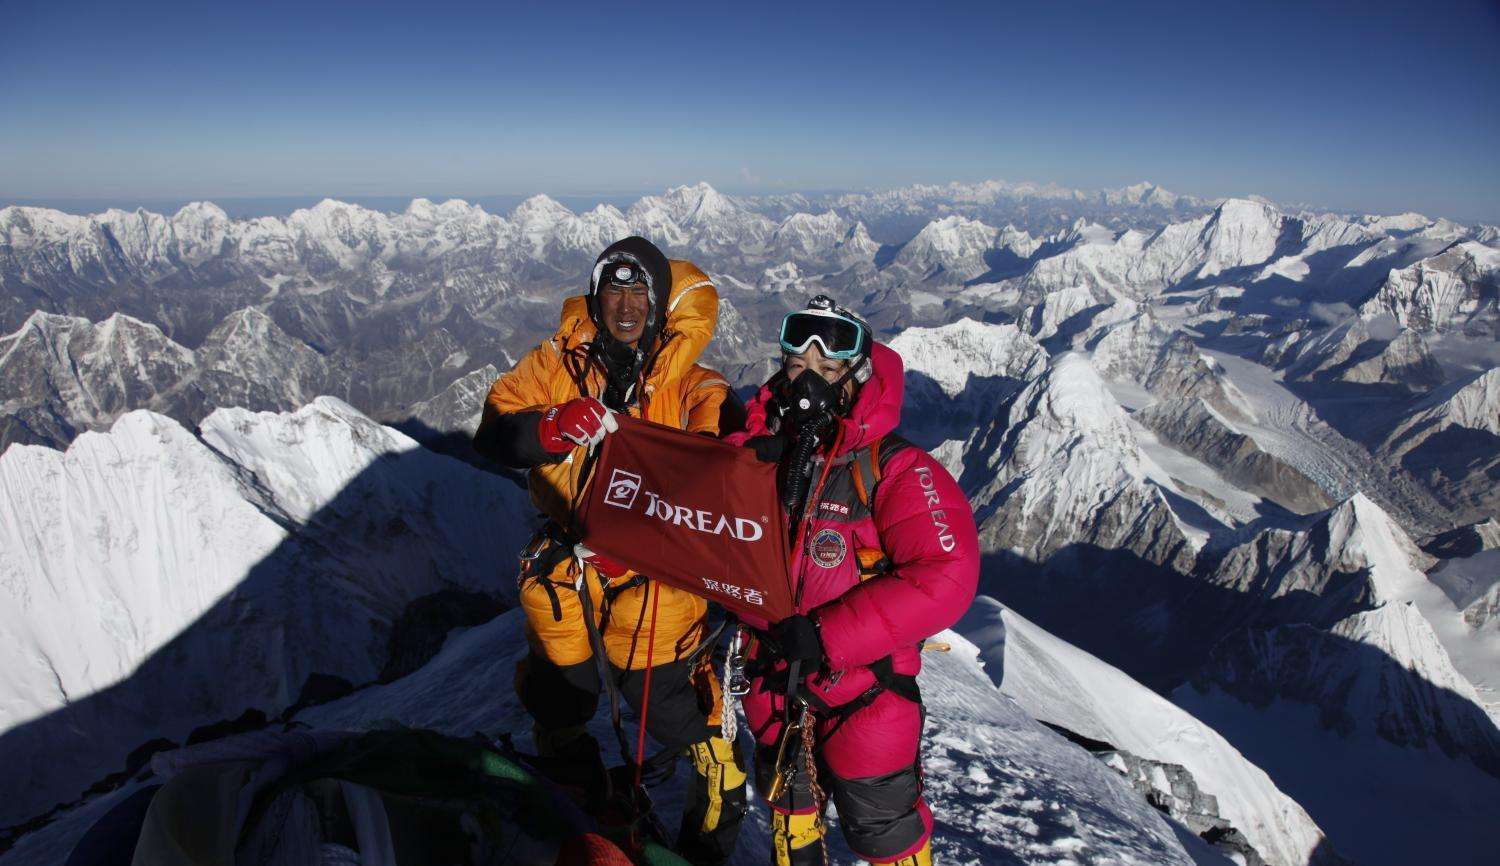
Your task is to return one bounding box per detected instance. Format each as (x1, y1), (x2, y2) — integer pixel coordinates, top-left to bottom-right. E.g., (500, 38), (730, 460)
(788, 424), (845, 613)
(633, 580), (662, 790)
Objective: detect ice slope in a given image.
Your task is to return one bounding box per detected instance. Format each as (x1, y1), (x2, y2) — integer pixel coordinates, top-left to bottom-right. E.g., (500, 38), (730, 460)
(956, 598), (1329, 866)
(2, 613), (1216, 865)
(0, 412), (287, 824)
(295, 612), (1206, 866)
(0, 399), (530, 827)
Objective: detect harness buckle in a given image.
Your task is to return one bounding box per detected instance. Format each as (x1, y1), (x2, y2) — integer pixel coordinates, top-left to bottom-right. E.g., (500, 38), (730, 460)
(727, 651), (751, 696)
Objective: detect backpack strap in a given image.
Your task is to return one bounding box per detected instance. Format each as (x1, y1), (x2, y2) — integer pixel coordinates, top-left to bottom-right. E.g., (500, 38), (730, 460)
(851, 434), (916, 509)
(850, 437), (884, 508)
(849, 434), (917, 580)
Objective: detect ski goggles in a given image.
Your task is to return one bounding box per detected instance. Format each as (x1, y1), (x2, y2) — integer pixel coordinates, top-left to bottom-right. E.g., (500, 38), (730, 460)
(778, 308), (869, 361)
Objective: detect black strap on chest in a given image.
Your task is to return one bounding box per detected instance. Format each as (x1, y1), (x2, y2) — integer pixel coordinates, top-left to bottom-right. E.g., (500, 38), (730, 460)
(518, 522), (578, 622)
(519, 521), (646, 623)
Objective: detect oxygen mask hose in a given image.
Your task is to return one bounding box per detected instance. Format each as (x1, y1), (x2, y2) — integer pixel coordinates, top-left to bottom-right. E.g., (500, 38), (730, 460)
(774, 369), (840, 513)
(779, 423), (825, 513)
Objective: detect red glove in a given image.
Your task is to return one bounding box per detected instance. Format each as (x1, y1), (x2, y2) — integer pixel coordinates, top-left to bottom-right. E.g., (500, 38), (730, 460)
(574, 544), (628, 579)
(537, 397), (618, 453)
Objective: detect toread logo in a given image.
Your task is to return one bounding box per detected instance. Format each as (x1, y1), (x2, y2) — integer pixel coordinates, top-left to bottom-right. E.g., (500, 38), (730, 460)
(914, 465), (957, 552)
(643, 491), (765, 542)
(602, 464), (764, 543)
(604, 469), (642, 509)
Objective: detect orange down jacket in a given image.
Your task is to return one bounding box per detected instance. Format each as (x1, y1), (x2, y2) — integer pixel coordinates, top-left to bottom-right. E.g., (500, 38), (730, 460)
(476, 260), (731, 674)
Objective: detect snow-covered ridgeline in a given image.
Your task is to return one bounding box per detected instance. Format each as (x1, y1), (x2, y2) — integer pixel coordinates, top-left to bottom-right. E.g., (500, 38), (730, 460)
(966, 352), (1198, 569)
(958, 598), (1331, 866)
(0, 398), (530, 827)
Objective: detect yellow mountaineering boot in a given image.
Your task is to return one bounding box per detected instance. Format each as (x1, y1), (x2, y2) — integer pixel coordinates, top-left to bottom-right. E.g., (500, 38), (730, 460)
(771, 808), (825, 866)
(677, 734), (748, 865)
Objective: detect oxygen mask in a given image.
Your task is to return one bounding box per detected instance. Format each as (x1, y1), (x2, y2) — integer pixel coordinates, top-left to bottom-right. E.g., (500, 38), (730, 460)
(772, 370), (845, 512)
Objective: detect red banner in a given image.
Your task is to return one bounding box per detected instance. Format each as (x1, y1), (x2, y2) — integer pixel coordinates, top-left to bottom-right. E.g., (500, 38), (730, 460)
(579, 416), (794, 622)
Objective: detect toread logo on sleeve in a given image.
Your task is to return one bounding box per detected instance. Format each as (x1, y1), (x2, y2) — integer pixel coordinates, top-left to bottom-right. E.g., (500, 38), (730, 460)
(603, 464), (765, 542)
(604, 469), (642, 509)
(914, 465), (957, 552)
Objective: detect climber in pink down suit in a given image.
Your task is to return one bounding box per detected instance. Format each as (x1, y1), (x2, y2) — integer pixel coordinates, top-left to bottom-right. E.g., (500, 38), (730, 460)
(725, 295), (980, 866)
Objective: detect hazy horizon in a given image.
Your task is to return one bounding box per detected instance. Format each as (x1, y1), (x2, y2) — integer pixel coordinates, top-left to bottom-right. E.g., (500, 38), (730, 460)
(5, 176), (1497, 227)
(4, 0), (1498, 223)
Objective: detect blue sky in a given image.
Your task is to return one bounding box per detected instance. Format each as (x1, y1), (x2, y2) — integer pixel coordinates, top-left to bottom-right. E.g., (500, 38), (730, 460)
(2, 0), (1498, 221)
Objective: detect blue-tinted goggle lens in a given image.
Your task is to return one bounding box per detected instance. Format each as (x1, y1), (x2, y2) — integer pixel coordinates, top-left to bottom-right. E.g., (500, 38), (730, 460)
(779, 311), (866, 360)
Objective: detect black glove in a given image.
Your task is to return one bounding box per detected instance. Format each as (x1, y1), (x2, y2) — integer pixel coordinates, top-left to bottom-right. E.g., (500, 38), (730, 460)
(744, 434), (785, 463)
(773, 614), (824, 668)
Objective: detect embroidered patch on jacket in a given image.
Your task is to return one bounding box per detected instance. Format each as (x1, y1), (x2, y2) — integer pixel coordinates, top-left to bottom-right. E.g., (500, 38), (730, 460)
(811, 528), (847, 568)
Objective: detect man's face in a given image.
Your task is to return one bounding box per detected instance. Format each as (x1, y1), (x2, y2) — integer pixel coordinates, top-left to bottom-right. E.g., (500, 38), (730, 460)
(599, 281), (651, 346)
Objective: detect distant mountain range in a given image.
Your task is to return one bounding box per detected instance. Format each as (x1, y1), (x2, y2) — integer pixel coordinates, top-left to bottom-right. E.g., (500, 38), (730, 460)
(2, 179), (1498, 865)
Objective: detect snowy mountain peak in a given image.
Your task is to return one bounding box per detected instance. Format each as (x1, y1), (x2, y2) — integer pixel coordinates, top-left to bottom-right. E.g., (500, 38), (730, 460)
(1357, 240), (1500, 332)
(844, 220), (877, 247)
(888, 318), (1047, 397)
(1195, 198), (1285, 278)
(204, 306), (286, 344)
(1442, 368), (1500, 435)
(894, 215), (1003, 278)
(308, 197), (359, 216)
(1208, 197), (1282, 229)
(662, 181), (740, 223)
(511, 193), (573, 225)
(1320, 493), (1433, 603)
(969, 352), (1196, 570)
(1012, 353), (1140, 451)
(2, 308), (190, 375)
(171, 200), (229, 223)
(9, 308), (87, 339)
